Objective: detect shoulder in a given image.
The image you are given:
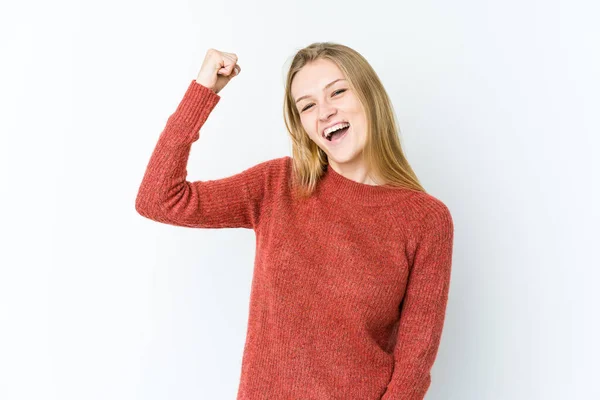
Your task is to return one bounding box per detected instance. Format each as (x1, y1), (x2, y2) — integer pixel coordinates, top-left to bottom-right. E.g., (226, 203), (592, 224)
(242, 155), (290, 175)
(258, 155), (291, 169)
(405, 191), (454, 240)
(239, 156), (292, 192)
(258, 155), (293, 181)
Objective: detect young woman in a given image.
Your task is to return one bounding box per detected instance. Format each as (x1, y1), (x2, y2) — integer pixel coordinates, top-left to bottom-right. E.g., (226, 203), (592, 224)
(136, 42), (454, 400)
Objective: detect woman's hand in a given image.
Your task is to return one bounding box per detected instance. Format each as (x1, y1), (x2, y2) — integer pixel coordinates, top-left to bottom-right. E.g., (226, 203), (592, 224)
(195, 48), (241, 94)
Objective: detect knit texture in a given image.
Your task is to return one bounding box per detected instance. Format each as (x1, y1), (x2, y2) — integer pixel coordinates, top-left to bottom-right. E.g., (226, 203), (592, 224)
(135, 80), (455, 400)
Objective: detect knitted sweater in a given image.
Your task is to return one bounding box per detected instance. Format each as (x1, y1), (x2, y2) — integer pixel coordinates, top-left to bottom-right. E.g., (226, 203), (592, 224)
(135, 80), (455, 400)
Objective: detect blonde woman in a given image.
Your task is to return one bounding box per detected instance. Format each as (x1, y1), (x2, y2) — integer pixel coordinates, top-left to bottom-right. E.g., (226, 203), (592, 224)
(136, 42), (454, 400)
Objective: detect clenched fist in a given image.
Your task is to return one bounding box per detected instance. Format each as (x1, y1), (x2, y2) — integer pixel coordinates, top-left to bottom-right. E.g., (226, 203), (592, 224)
(195, 48), (241, 94)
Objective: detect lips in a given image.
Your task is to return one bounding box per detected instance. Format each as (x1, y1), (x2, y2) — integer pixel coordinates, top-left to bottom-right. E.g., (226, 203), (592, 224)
(321, 121), (349, 138)
(325, 125), (350, 144)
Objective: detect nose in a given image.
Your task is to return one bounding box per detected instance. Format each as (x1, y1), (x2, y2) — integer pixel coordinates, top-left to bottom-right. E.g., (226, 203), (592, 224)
(318, 103), (337, 122)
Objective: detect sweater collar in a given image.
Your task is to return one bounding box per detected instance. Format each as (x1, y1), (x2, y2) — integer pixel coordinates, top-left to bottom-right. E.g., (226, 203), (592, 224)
(317, 163), (414, 206)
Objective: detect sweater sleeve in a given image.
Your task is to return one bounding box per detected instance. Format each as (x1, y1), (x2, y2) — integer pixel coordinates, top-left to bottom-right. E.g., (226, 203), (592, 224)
(381, 202), (454, 400)
(135, 80), (269, 230)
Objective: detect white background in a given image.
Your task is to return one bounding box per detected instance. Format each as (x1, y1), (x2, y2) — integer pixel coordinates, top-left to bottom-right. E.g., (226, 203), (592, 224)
(1, 0), (598, 399)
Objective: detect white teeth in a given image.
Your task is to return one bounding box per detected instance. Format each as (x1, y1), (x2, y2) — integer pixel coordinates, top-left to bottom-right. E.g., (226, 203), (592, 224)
(323, 122), (350, 139)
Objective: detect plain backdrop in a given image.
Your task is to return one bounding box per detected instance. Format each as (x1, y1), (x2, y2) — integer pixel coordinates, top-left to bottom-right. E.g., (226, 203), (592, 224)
(1, 0), (598, 399)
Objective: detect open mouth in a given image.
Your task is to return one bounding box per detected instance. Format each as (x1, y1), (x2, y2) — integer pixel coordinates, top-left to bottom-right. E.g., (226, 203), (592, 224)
(323, 123), (350, 142)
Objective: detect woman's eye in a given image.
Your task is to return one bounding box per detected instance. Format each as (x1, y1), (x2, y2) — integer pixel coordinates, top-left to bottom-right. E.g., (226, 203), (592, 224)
(301, 89), (347, 112)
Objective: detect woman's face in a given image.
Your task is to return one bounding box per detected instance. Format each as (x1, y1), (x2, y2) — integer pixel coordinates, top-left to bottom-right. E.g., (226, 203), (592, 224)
(291, 59), (368, 168)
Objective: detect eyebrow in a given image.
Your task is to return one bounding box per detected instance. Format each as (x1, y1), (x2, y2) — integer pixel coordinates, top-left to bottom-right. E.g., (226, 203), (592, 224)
(295, 78), (347, 104)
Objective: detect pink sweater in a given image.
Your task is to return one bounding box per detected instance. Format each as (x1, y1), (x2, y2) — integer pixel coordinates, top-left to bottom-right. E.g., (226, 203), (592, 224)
(135, 80), (455, 399)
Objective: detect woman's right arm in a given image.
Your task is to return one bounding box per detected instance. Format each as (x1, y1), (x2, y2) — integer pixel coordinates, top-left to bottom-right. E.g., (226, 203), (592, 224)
(135, 49), (269, 230)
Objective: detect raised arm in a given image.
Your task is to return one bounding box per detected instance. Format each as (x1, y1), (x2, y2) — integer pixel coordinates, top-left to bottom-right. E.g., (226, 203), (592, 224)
(135, 80), (270, 230)
(135, 49), (270, 230)
(381, 200), (455, 400)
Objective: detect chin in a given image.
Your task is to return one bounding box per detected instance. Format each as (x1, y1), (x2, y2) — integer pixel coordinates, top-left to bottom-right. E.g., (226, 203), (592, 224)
(326, 150), (361, 165)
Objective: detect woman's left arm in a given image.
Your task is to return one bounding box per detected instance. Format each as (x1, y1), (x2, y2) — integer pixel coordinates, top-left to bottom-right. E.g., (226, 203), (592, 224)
(381, 202), (455, 400)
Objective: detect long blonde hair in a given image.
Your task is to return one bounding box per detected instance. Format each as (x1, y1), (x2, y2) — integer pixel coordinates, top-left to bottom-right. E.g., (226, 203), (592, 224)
(282, 42), (426, 199)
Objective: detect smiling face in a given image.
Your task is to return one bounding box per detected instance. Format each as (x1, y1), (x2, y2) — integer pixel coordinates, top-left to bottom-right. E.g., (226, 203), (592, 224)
(291, 58), (368, 171)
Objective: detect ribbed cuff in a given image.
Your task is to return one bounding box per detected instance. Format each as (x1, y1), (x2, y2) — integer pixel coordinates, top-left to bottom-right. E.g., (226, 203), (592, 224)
(171, 79), (221, 126)
(161, 80), (221, 146)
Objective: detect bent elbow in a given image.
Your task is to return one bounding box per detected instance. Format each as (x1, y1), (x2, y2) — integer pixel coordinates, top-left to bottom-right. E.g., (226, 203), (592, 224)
(135, 191), (157, 220)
